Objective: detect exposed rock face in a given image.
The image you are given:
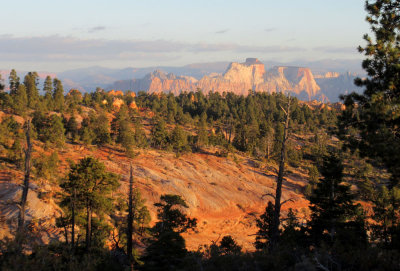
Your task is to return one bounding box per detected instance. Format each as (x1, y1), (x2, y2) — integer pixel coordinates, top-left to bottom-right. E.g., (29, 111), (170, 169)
(314, 72), (361, 102)
(112, 98), (125, 110)
(314, 71), (340, 79)
(107, 58), (354, 101)
(108, 89), (124, 96)
(263, 66), (321, 99)
(0, 145), (309, 250)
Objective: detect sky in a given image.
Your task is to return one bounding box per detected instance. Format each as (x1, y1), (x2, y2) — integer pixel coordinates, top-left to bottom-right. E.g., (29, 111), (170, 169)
(0, 0), (369, 72)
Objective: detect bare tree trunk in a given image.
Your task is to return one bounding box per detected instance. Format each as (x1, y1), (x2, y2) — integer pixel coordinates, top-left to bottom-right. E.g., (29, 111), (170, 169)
(228, 117), (233, 144)
(63, 214), (69, 245)
(127, 164), (134, 271)
(17, 120), (32, 237)
(86, 202), (91, 250)
(271, 96), (291, 250)
(330, 179), (335, 242)
(71, 188), (76, 249)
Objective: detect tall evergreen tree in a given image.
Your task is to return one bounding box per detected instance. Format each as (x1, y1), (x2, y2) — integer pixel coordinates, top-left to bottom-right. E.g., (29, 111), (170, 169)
(8, 69), (20, 96)
(46, 115), (66, 146)
(254, 201), (275, 251)
(12, 84), (28, 115)
(61, 157), (119, 250)
(92, 111), (111, 146)
(53, 78), (65, 112)
(23, 72), (39, 108)
(142, 194), (196, 271)
(43, 76), (53, 110)
(339, 0), (400, 186)
(338, 0), (400, 252)
(151, 117), (168, 149)
(0, 74), (4, 92)
(308, 154), (366, 248)
(371, 185), (400, 249)
(195, 116), (208, 149)
(169, 125), (188, 155)
(65, 115), (79, 141)
(134, 118), (148, 148)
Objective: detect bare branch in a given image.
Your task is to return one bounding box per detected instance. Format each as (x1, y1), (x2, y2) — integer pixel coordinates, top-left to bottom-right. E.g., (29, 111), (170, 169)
(261, 193), (276, 200)
(281, 198), (295, 206)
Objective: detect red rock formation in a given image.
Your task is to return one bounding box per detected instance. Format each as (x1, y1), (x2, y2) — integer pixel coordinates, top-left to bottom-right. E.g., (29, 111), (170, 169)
(314, 72), (340, 79)
(112, 98), (125, 110)
(108, 89), (124, 96)
(129, 100), (138, 111)
(116, 59), (324, 100)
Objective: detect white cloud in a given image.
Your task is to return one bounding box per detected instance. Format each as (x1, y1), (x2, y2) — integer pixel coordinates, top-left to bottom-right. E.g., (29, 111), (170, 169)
(0, 35), (310, 62)
(88, 26), (106, 33)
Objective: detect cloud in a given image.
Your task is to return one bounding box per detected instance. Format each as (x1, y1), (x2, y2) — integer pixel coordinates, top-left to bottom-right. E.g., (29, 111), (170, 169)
(0, 35), (310, 63)
(313, 46), (358, 54)
(88, 26), (106, 33)
(264, 27), (277, 32)
(215, 29), (229, 34)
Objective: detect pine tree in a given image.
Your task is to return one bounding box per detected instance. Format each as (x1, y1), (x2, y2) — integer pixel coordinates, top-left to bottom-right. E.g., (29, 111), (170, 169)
(254, 201), (275, 251)
(280, 208), (306, 251)
(134, 119), (148, 148)
(195, 115), (208, 149)
(33, 113), (65, 146)
(43, 76), (53, 110)
(23, 72), (39, 108)
(304, 165), (319, 198)
(142, 194), (196, 271)
(339, 0), (400, 186)
(92, 111), (111, 146)
(0, 74), (11, 110)
(112, 105), (135, 156)
(169, 125), (188, 155)
(0, 74), (4, 92)
(151, 117), (168, 149)
(8, 69), (20, 96)
(12, 84), (28, 115)
(308, 154), (367, 248)
(65, 115), (79, 141)
(337, 0), (400, 252)
(371, 186), (400, 249)
(218, 235), (242, 255)
(53, 78), (65, 112)
(60, 157), (119, 250)
(46, 115), (66, 146)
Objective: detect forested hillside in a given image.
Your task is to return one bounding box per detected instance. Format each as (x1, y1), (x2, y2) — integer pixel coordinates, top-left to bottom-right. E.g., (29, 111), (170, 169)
(0, 1), (399, 270)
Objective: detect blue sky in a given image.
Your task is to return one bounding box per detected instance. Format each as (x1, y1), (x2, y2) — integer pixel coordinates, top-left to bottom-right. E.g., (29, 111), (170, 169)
(0, 0), (368, 72)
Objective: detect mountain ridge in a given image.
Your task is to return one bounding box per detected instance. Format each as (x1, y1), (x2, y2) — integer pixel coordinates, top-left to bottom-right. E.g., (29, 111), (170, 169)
(108, 58), (329, 101)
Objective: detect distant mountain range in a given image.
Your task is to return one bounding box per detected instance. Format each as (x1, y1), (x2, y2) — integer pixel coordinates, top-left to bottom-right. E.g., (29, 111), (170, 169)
(106, 58), (362, 102)
(0, 58), (363, 102)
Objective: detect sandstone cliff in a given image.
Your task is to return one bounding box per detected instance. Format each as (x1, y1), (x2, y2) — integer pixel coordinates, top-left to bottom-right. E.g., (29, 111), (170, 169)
(108, 58), (325, 101)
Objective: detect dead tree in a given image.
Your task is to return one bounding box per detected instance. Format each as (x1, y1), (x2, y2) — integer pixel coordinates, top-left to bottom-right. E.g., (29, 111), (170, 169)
(17, 120), (32, 240)
(127, 163), (134, 271)
(271, 96), (291, 250)
(71, 187), (76, 249)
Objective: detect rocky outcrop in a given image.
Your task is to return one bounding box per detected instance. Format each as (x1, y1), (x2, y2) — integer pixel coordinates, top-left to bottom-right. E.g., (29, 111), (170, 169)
(0, 144), (309, 250)
(263, 66), (321, 99)
(314, 72), (340, 79)
(107, 58), (358, 101)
